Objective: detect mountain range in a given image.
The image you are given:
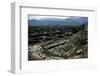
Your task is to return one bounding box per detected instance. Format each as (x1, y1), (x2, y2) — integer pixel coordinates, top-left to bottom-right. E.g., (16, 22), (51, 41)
(28, 17), (88, 26)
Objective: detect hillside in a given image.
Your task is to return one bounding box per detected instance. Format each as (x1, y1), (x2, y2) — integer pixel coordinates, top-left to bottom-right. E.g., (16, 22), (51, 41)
(28, 17), (88, 26)
(28, 26), (88, 60)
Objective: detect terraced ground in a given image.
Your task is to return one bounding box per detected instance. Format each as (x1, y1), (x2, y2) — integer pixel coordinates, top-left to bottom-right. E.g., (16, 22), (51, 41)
(28, 26), (88, 60)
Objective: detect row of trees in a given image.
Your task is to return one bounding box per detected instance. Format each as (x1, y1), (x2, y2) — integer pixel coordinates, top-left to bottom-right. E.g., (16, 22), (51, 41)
(28, 24), (87, 35)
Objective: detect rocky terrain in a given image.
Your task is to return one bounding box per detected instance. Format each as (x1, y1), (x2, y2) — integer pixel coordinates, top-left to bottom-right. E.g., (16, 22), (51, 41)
(28, 26), (88, 60)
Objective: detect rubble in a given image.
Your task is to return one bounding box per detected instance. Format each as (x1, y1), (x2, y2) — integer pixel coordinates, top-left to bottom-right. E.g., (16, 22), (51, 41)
(28, 28), (88, 60)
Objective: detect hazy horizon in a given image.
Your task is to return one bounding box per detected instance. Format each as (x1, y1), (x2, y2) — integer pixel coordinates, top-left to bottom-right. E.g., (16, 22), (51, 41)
(28, 15), (88, 26)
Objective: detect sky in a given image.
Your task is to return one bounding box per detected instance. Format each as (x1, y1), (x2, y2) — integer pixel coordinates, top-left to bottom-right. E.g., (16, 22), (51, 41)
(28, 15), (71, 20)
